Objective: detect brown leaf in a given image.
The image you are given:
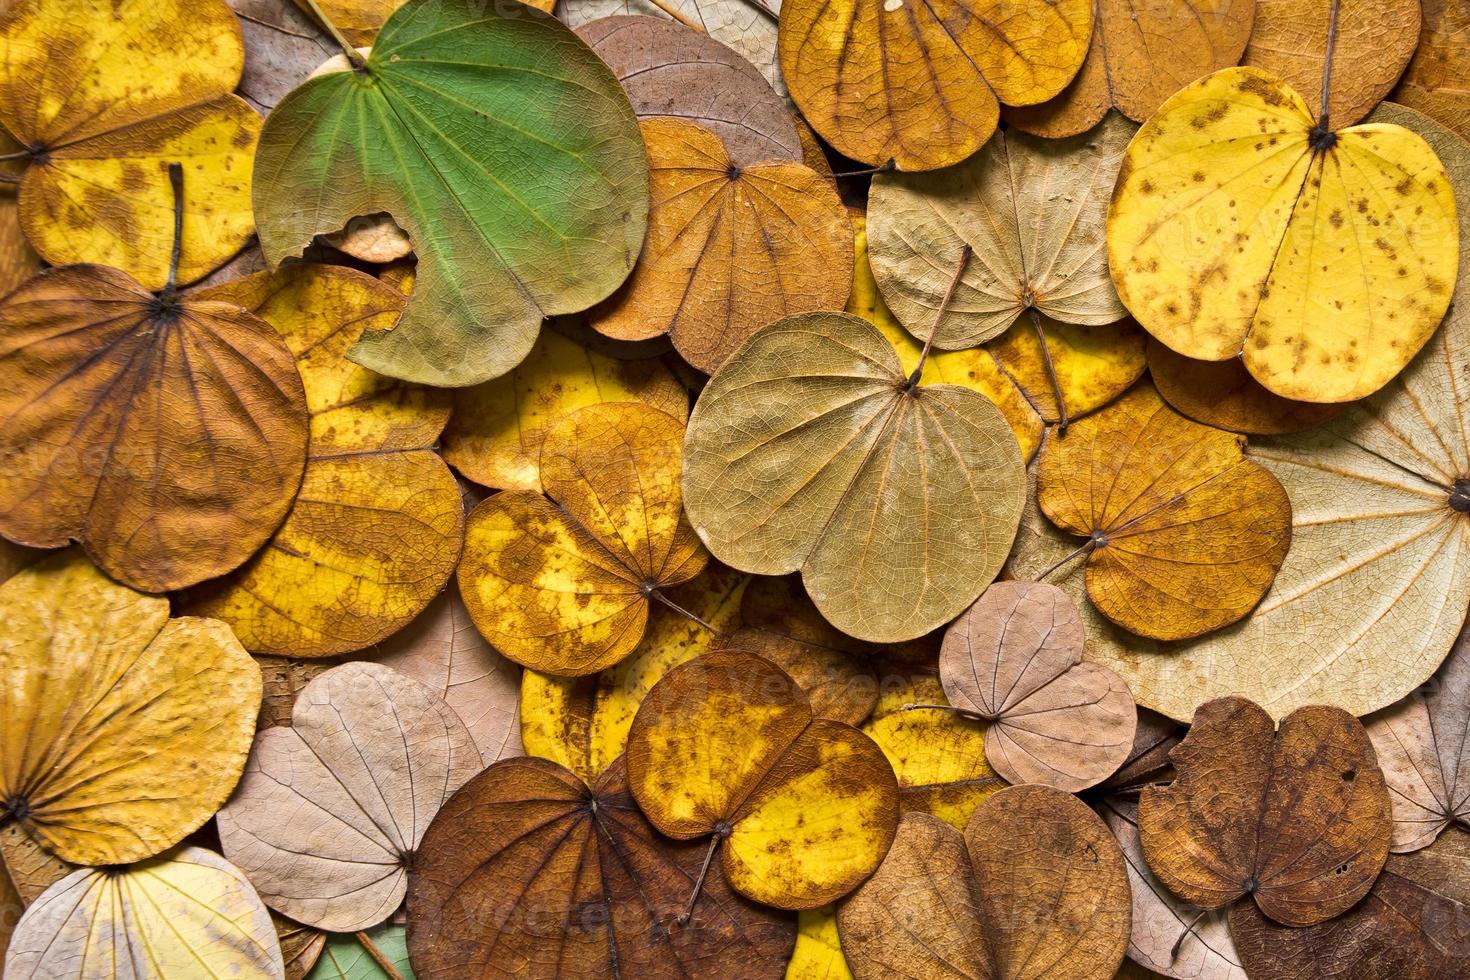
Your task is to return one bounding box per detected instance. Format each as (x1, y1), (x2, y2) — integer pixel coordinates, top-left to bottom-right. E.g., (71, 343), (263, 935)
(406, 756), (796, 978)
(1101, 707), (1185, 793)
(272, 911), (327, 980)
(1230, 826), (1470, 979)
(0, 265), (308, 592)
(254, 656), (337, 730)
(217, 662), (482, 932)
(1147, 338), (1344, 436)
(589, 118), (851, 374)
(939, 581), (1136, 791)
(576, 15), (800, 166)
(228, 0), (336, 114)
(715, 627), (878, 727)
(1393, 0), (1470, 143)
(1140, 696), (1392, 927)
(1366, 618), (1470, 852)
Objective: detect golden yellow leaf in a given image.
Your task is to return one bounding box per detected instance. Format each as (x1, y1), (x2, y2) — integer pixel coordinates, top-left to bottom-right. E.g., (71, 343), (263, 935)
(778, 0), (1093, 170)
(862, 704), (1005, 831)
(519, 563), (747, 783)
(785, 907), (854, 980)
(0, 0), (259, 288)
(188, 264), (463, 655)
(590, 118), (850, 373)
(460, 401), (706, 676)
(1148, 337), (1345, 435)
(442, 326), (688, 493)
(1393, 0), (1470, 143)
(0, 552), (261, 867)
(293, 0), (403, 47)
(5, 847), (284, 979)
(626, 650), (899, 909)
(1109, 66), (1459, 402)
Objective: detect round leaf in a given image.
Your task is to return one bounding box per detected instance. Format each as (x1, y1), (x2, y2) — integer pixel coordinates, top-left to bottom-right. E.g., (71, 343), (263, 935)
(217, 662), (482, 932)
(683, 311), (1026, 643)
(253, 0), (650, 386)
(0, 264), (308, 591)
(1147, 337), (1344, 435)
(459, 401), (706, 676)
(1108, 67), (1459, 402)
(0, 551), (261, 867)
(589, 117), (851, 374)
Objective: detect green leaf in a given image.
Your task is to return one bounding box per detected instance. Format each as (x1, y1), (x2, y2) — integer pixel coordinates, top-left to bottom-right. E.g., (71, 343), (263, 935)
(306, 926), (413, 980)
(252, 0), (650, 387)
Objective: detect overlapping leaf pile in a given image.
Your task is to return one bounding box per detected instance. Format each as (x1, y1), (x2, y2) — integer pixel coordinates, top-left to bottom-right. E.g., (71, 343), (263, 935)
(3, 0), (1470, 977)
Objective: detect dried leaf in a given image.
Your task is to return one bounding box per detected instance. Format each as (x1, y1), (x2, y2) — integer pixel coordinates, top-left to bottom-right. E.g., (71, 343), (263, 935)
(1229, 826), (1470, 979)
(740, 572), (940, 669)
(1393, 0), (1470, 143)
(274, 912), (327, 980)
(786, 907), (853, 980)
(862, 704), (1006, 830)
(256, 656), (337, 730)
(459, 401), (706, 676)
(940, 581), (1136, 791)
(253, 0), (649, 386)
(778, 0), (1093, 170)
(1037, 384), (1292, 640)
(306, 925), (410, 980)
(1009, 104), (1470, 721)
(0, 263), (309, 591)
(590, 118), (851, 374)
(1241, 0), (1420, 126)
(0, 552), (260, 867)
(683, 311), (1026, 643)
(218, 662), (482, 932)
(1005, 0), (1257, 138)
(189, 264), (463, 656)
(4, 847), (284, 980)
(407, 756), (796, 977)
(577, 15), (799, 166)
(0, 0), (259, 287)
(519, 563), (747, 784)
(838, 788), (1131, 980)
(1366, 619), (1470, 852)
(1140, 696), (1391, 927)
(1147, 338), (1344, 435)
(0, 137), (37, 295)
(0, 822), (72, 906)
(987, 317), (1147, 426)
(373, 590), (522, 766)
(867, 112), (1132, 349)
(1108, 67), (1458, 402)
(229, 0), (336, 114)
(626, 650), (899, 909)
(297, 0), (403, 46)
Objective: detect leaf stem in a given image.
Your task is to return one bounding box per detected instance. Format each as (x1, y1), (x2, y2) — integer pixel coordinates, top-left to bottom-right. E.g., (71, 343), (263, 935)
(1035, 539), (1096, 582)
(908, 244), (973, 387)
(0, 149), (31, 161)
(646, 0), (707, 32)
(678, 829), (727, 926)
(901, 702), (989, 722)
(1317, 0), (1341, 133)
(831, 160), (898, 179)
(300, 0), (367, 69)
(158, 162), (184, 305)
(1170, 907), (1209, 962)
(354, 931), (404, 980)
(1025, 307), (1069, 435)
(650, 587), (718, 635)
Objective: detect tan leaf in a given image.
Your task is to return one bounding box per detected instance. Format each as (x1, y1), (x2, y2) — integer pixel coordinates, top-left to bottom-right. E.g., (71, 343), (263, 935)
(1147, 337), (1344, 436)
(1393, 0), (1470, 143)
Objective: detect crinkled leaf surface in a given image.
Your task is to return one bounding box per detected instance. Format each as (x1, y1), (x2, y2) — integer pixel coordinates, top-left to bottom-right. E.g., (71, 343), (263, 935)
(1108, 69), (1459, 402)
(218, 662), (481, 932)
(683, 311), (1025, 643)
(0, 551), (260, 867)
(626, 650), (899, 909)
(253, 0), (649, 386)
(274, 912), (327, 980)
(787, 907), (852, 980)
(459, 401), (706, 676)
(1036, 384), (1292, 640)
(229, 0), (336, 114)
(868, 112), (1132, 349)
(577, 15), (799, 166)
(256, 656), (337, 731)
(1140, 696), (1391, 927)
(778, 0), (1092, 170)
(189, 264), (463, 655)
(407, 756), (796, 978)
(940, 581), (1135, 791)
(0, 0), (259, 288)
(1005, 0), (1257, 138)
(0, 264), (308, 591)
(298, 0), (405, 47)
(1147, 337), (1344, 435)
(838, 788), (1130, 980)
(590, 118), (851, 374)
(1366, 619), (1470, 852)
(1394, 0), (1470, 143)
(862, 701), (1005, 831)
(0, 141), (38, 295)
(4, 847), (284, 980)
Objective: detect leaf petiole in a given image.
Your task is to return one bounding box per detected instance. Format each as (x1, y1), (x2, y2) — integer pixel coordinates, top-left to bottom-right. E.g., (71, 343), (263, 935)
(1025, 307), (1069, 435)
(300, 0), (368, 70)
(157, 162), (184, 307)
(645, 0), (706, 32)
(677, 826), (728, 927)
(1310, 0), (1342, 147)
(1035, 539), (1097, 583)
(648, 587), (718, 634)
(907, 244), (973, 388)
(353, 931), (404, 980)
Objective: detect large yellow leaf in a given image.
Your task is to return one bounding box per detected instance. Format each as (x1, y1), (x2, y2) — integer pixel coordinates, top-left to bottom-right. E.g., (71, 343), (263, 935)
(0, 552), (261, 867)
(785, 907), (854, 980)
(1109, 67), (1459, 402)
(188, 264), (463, 655)
(460, 401), (706, 676)
(0, 0), (259, 288)
(4, 847), (284, 979)
(778, 0), (1093, 170)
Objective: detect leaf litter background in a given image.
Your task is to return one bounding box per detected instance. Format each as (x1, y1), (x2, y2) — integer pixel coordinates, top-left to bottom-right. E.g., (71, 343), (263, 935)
(1, 0), (1470, 978)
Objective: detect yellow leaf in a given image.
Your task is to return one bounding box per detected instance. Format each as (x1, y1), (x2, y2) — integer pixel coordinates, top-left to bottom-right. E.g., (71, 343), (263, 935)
(988, 317), (1147, 424)
(5, 846), (284, 979)
(294, 0), (403, 47)
(1109, 66), (1459, 402)
(785, 906), (854, 980)
(442, 326), (688, 493)
(460, 401), (706, 676)
(188, 264), (463, 655)
(863, 704), (1006, 830)
(0, 0), (259, 288)
(0, 552), (261, 866)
